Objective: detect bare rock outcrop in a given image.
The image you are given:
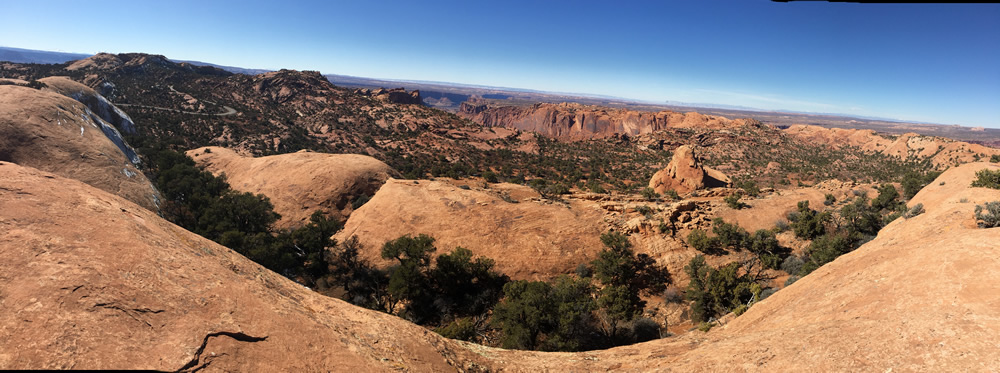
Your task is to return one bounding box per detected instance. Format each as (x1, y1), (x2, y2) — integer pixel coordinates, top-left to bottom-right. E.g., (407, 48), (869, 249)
(785, 124), (1000, 168)
(0, 84), (157, 211)
(649, 145), (730, 194)
(187, 146), (395, 229)
(356, 88), (422, 105)
(0, 162), (490, 371)
(458, 101), (759, 140)
(334, 178), (606, 280)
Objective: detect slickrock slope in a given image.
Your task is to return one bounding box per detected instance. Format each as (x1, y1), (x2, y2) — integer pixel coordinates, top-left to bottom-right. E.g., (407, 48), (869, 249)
(785, 124), (1000, 168)
(459, 101), (757, 140)
(649, 145), (730, 195)
(38, 76), (138, 136)
(0, 84), (156, 211)
(0, 162), (488, 371)
(334, 178), (607, 280)
(187, 146), (395, 228)
(485, 162), (1000, 371)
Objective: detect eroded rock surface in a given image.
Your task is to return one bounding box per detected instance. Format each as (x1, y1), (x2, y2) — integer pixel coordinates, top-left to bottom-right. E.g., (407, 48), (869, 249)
(0, 84), (156, 211)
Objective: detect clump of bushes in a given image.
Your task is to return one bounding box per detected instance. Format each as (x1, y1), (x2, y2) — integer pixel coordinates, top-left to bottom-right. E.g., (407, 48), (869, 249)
(640, 187), (659, 201)
(789, 201), (829, 240)
(901, 170), (942, 200)
(725, 193), (747, 209)
(824, 193), (836, 206)
(685, 255), (763, 323)
(971, 169), (1000, 190)
(662, 189), (681, 201)
(904, 203), (925, 219)
(975, 201), (1000, 228)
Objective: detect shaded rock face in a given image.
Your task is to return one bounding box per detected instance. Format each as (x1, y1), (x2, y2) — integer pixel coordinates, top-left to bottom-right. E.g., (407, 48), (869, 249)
(649, 145), (729, 194)
(458, 101), (758, 140)
(0, 162), (489, 371)
(187, 146), (395, 229)
(0, 84), (157, 211)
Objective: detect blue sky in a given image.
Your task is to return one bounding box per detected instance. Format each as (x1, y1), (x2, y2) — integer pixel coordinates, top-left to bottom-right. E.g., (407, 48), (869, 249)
(2, 0), (998, 127)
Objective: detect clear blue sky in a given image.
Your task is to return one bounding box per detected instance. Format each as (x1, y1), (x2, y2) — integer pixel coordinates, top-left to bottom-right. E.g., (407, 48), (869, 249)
(2, 0), (998, 127)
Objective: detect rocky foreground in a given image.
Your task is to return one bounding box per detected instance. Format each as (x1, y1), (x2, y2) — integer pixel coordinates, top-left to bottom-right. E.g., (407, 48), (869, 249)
(1, 160), (997, 371)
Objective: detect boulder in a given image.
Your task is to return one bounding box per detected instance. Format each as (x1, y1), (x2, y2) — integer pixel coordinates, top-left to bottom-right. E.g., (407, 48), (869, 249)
(649, 145), (730, 194)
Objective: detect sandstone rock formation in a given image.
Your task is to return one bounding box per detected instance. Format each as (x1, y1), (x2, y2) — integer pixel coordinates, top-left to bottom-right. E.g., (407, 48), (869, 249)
(187, 146), (395, 229)
(0, 161), (491, 371)
(334, 178), (606, 280)
(785, 124), (1000, 168)
(475, 162), (1000, 371)
(2, 155), (998, 371)
(458, 100), (759, 140)
(649, 145), (730, 195)
(0, 83), (157, 211)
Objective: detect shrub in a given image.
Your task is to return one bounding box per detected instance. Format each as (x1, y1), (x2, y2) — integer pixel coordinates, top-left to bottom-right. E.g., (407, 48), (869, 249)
(991, 155), (1000, 163)
(351, 194), (370, 210)
(975, 201), (1000, 228)
(800, 233), (854, 275)
(971, 169), (1000, 189)
(780, 255), (804, 275)
(635, 205), (653, 215)
(872, 184), (903, 211)
(663, 286), (684, 304)
(434, 317), (478, 341)
(685, 255), (758, 323)
(492, 276), (598, 351)
(640, 187), (659, 201)
(784, 275), (800, 287)
(663, 189), (680, 201)
(732, 304), (748, 316)
(724, 193), (746, 209)
(712, 218), (749, 250)
(737, 180), (761, 197)
(901, 171), (942, 200)
(591, 232), (670, 339)
(773, 219), (790, 232)
(629, 318), (661, 343)
(658, 219), (670, 234)
(824, 193), (836, 206)
(697, 322), (714, 332)
(790, 201), (829, 240)
(904, 203), (925, 219)
(840, 195), (882, 236)
(482, 170), (499, 183)
(687, 229), (718, 254)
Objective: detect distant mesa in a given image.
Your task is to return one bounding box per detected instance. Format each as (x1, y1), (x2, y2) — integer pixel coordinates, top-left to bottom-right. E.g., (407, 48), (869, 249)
(187, 146), (395, 229)
(356, 87), (422, 105)
(458, 100), (761, 140)
(649, 145), (730, 195)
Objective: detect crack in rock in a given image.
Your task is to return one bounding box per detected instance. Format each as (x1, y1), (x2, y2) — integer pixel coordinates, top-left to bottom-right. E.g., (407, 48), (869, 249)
(177, 331), (268, 372)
